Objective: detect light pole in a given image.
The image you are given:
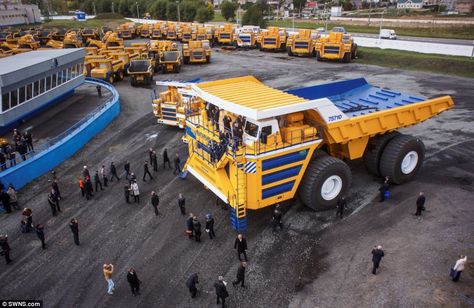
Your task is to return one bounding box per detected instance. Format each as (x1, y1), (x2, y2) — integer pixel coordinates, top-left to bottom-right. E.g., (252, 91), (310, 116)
(379, 9), (385, 38)
(324, 3), (328, 32)
(92, 1), (97, 16)
(112, 2), (115, 14)
(136, 1), (140, 20)
(368, 0), (372, 25)
(176, 0), (181, 22)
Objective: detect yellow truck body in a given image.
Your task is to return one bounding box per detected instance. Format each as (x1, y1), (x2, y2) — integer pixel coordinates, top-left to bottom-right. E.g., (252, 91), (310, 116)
(258, 27), (287, 51)
(216, 24), (234, 45)
(315, 32), (358, 63)
(183, 40), (211, 64)
(287, 29), (318, 57)
(90, 59), (125, 83)
(174, 75), (453, 231)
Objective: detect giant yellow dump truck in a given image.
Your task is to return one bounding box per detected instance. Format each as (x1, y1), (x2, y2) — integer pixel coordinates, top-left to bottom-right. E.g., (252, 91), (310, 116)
(182, 40), (211, 64)
(315, 32), (357, 63)
(215, 23), (234, 45)
(153, 82), (204, 127)
(90, 58), (125, 83)
(178, 76), (453, 231)
(287, 29), (318, 57)
(258, 27), (287, 51)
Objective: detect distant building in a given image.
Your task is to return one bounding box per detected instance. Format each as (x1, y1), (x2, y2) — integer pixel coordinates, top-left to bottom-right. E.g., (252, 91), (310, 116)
(455, 0), (474, 12)
(0, 49), (85, 132)
(0, 0), (42, 27)
(397, 0), (424, 9)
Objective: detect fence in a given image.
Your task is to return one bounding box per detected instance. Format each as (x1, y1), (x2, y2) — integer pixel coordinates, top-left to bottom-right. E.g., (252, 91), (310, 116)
(0, 78), (120, 190)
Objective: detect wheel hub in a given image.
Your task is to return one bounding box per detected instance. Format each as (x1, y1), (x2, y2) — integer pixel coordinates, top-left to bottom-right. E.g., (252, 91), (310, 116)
(401, 151), (419, 174)
(321, 175), (343, 201)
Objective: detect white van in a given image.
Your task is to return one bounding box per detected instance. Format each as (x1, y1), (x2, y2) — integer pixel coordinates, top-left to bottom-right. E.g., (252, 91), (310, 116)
(380, 29), (397, 40)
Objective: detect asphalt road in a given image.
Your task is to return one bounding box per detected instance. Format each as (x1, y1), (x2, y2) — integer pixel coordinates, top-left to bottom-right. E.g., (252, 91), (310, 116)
(0, 46), (472, 307)
(352, 32), (474, 46)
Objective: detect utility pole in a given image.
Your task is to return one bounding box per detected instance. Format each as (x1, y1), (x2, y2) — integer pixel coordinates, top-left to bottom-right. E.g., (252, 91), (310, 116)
(379, 9), (384, 37)
(324, 3), (328, 32)
(368, 0), (372, 25)
(93, 1), (97, 16)
(136, 2), (140, 20)
(112, 2), (115, 14)
(176, 0), (180, 22)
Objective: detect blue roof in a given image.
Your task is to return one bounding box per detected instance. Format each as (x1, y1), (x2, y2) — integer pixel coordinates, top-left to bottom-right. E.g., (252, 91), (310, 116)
(286, 78), (426, 118)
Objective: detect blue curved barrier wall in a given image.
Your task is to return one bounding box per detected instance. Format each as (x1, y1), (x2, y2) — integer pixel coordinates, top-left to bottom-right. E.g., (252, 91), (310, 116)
(0, 79), (120, 190)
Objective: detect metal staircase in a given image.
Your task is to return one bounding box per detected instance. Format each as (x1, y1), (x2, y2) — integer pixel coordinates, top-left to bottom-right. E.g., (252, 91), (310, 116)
(230, 158), (247, 232)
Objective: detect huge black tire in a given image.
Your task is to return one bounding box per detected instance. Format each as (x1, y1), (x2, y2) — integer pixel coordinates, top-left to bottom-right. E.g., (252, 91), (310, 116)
(351, 44), (358, 59)
(363, 131), (401, 176)
(184, 56), (189, 64)
(299, 156), (352, 211)
(343, 52), (351, 63)
(379, 135), (425, 185)
(316, 51), (322, 61)
(287, 47), (293, 56)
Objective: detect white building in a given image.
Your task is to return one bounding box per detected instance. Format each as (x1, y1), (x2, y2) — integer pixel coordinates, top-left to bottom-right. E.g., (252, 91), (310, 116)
(397, 0), (424, 9)
(0, 0), (42, 26)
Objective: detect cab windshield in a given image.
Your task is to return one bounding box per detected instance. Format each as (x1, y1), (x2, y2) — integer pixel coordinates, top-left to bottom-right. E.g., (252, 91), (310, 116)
(244, 121), (259, 138)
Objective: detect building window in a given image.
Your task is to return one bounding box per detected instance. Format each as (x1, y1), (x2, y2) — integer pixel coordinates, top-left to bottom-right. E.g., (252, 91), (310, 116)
(26, 83), (33, 101)
(11, 89), (18, 107)
(40, 77), (46, 93)
(34, 80), (40, 96)
(2, 92), (9, 112)
(18, 86), (26, 104)
(57, 71), (63, 85)
(46, 75), (52, 91)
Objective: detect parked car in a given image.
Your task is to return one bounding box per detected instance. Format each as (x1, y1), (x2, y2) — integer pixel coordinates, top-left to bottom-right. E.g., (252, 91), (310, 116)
(379, 29), (397, 40)
(331, 27), (346, 33)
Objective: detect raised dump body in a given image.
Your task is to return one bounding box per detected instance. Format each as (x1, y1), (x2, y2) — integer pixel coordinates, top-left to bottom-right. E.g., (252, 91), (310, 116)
(128, 59), (153, 86)
(179, 76), (453, 232)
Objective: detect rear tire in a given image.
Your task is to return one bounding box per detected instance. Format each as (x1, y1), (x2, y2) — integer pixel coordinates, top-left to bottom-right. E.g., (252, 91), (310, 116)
(287, 47), (293, 56)
(363, 132), (401, 176)
(299, 156), (352, 211)
(379, 135), (425, 184)
(316, 51), (322, 61)
(206, 55), (211, 63)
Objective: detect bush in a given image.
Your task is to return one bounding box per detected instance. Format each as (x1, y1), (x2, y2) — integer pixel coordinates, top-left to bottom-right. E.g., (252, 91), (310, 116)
(149, 0), (168, 20)
(95, 13), (124, 19)
(196, 4), (214, 23)
(166, 2), (178, 20)
(242, 4), (266, 28)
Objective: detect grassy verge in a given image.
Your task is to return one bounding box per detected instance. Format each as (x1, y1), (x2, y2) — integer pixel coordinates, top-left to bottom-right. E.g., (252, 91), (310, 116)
(268, 20), (474, 40)
(41, 18), (128, 29)
(357, 47), (474, 78)
(212, 12), (226, 22)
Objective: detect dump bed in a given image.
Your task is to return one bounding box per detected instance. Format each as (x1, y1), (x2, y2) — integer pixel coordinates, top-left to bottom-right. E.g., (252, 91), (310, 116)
(128, 59), (152, 73)
(162, 51), (180, 63)
(287, 78), (454, 144)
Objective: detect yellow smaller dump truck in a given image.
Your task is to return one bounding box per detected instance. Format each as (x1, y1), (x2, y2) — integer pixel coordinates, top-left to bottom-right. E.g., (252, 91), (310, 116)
(128, 59), (154, 86)
(315, 32), (358, 63)
(182, 40), (211, 64)
(90, 59), (125, 83)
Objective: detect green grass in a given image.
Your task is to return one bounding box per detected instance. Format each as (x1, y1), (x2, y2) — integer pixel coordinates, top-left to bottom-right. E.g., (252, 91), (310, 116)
(269, 20), (474, 40)
(357, 47), (474, 78)
(212, 12), (227, 22)
(41, 18), (128, 29)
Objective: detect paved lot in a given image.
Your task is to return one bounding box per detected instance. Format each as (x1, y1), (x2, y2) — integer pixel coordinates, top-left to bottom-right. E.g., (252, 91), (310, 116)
(0, 46), (473, 308)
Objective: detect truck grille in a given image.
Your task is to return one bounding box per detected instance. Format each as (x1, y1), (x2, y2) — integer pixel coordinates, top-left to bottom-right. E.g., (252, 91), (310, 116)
(295, 41), (309, 49)
(197, 35), (205, 40)
(184, 34), (191, 39)
(162, 107), (177, 120)
(192, 52), (203, 59)
(263, 38), (276, 45)
(324, 46), (340, 54)
(220, 33), (230, 39)
(240, 36), (251, 43)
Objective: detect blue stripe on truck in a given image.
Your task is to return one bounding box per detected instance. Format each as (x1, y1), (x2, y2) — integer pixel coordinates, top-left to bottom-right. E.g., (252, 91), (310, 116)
(262, 149), (308, 171)
(262, 181), (295, 199)
(262, 165), (302, 185)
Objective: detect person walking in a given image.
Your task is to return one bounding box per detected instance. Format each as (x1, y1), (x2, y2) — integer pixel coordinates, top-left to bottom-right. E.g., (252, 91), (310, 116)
(186, 273), (199, 298)
(151, 191), (160, 216)
(371, 245), (385, 275)
(272, 205), (283, 231)
(234, 234), (248, 262)
(22, 208), (33, 230)
(415, 192), (425, 216)
(163, 148), (171, 169)
(178, 193), (186, 215)
(47, 192), (58, 216)
(0, 188), (11, 213)
(79, 178), (85, 197)
(109, 162), (120, 181)
(124, 161), (131, 179)
(193, 216), (202, 242)
(103, 263), (115, 295)
(130, 181), (140, 203)
(173, 153), (181, 175)
(85, 176), (94, 200)
(451, 255), (467, 282)
(223, 114), (232, 133)
(7, 185), (19, 211)
(205, 214), (215, 239)
(142, 161), (154, 181)
(214, 276), (229, 308)
(336, 196), (346, 219)
(35, 224), (46, 249)
(379, 177), (390, 202)
(82, 165), (90, 179)
(127, 268), (141, 296)
(101, 165), (108, 187)
(69, 218), (80, 245)
(24, 130), (34, 152)
(50, 189), (61, 212)
(124, 184), (130, 203)
(0, 235), (12, 264)
(52, 180), (61, 200)
(94, 170), (103, 192)
(232, 262), (247, 288)
(152, 151), (158, 172)
(186, 213), (194, 239)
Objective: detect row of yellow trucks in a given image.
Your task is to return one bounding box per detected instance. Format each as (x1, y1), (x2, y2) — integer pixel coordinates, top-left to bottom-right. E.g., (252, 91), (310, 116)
(152, 76), (454, 231)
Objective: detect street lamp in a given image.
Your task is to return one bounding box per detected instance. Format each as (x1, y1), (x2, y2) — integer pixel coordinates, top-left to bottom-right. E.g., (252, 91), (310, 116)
(379, 9), (385, 38)
(176, 0), (181, 23)
(136, 1), (140, 20)
(368, 0), (372, 25)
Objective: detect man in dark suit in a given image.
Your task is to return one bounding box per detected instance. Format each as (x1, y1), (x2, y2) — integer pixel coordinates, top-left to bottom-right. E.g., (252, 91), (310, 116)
(234, 234), (248, 262)
(371, 245), (385, 275)
(232, 262), (247, 288)
(214, 276), (229, 307)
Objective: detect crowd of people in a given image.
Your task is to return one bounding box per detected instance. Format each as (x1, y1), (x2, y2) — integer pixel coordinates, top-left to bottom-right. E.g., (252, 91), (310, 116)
(0, 142), (470, 307)
(0, 128), (35, 171)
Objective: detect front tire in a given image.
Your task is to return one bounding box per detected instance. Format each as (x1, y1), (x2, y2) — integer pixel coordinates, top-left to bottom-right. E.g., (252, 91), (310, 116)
(343, 52), (351, 63)
(379, 135), (425, 184)
(299, 156), (352, 211)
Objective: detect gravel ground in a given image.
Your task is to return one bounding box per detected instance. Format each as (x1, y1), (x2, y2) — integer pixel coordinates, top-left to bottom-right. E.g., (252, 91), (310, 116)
(0, 45), (473, 308)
